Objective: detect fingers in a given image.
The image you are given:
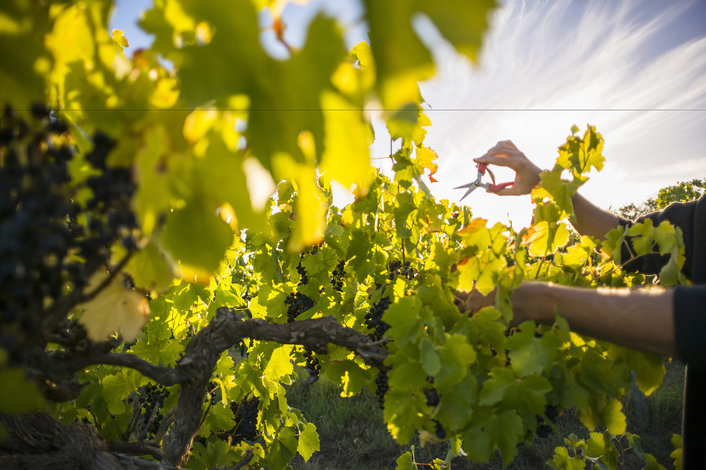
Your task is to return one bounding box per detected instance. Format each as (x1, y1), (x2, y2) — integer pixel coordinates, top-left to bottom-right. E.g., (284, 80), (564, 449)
(474, 141), (526, 167)
(454, 288), (496, 313)
(494, 185), (525, 196)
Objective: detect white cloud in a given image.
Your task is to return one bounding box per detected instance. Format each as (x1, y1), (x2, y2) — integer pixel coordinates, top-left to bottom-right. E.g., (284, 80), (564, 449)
(413, 0), (706, 226)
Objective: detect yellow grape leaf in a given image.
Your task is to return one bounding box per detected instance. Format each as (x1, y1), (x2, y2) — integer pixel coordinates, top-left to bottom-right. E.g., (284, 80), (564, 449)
(458, 218), (491, 249)
(320, 91), (373, 191)
(111, 28), (129, 49)
(273, 155), (328, 251)
(77, 274), (150, 342)
(415, 145), (439, 182)
(524, 221), (569, 257)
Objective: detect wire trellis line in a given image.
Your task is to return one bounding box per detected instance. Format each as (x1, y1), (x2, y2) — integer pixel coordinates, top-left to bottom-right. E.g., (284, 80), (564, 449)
(13, 107), (706, 113)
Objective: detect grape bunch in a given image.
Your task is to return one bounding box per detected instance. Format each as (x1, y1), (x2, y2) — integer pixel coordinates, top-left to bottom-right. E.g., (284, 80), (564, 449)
(374, 369), (389, 408)
(138, 383), (169, 436)
(227, 396), (260, 444)
(388, 260), (416, 280)
(302, 348), (320, 384)
(433, 420), (446, 439)
(536, 404), (560, 438)
(0, 103), (137, 361)
(206, 381), (220, 406)
(284, 292), (315, 323)
(296, 259), (308, 285)
(364, 296), (391, 342)
(424, 387), (440, 407)
(330, 259), (345, 292)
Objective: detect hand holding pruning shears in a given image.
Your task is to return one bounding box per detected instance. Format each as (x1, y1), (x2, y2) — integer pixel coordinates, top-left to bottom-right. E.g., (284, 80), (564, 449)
(455, 140), (542, 200)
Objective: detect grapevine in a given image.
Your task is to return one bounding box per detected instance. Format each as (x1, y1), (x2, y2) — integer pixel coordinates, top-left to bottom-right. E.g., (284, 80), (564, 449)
(0, 2), (686, 470)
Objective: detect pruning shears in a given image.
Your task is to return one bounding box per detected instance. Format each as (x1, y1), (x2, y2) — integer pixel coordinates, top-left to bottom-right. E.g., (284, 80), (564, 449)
(454, 163), (514, 201)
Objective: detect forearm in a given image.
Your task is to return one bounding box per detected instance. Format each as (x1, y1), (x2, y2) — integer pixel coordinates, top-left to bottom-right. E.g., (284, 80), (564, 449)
(571, 193), (622, 241)
(513, 282), (676, 357)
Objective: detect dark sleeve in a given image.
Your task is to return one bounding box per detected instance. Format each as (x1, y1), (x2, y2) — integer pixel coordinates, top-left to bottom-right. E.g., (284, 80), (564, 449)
(674, 285), (706, 364)
(618, 200), (696, 278)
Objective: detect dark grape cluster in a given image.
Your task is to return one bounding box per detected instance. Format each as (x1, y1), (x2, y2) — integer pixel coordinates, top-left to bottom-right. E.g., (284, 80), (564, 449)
(375, 369), (389, 408)
(536, 404), (560, 438)
(296, 259), (308, 285)
(284, 292), (315, 323)
(138, 383), (168, 436)
(424, 387), (440, 407)
(433, 420), (446, 439)
(0, 103), (137, 361)
(388, 260), (416, 280)
(302, 348), (320, 384)
(364, 296), (391, 342)
(226, 396), (259, 444)
(206, 381), (220, 406)
(330, 259), (345, 291)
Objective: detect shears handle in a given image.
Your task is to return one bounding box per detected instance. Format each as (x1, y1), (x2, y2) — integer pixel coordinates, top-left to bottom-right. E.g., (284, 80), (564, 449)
(476, 162), (513, 193)
(487, 181), (514, 193)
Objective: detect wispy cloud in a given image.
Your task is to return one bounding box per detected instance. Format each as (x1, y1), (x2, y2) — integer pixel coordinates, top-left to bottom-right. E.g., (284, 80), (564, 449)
(413, 0), (706, 224)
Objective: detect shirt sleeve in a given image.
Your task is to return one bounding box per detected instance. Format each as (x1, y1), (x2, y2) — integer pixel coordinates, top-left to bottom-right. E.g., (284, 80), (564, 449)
(674, 285), (706, 363)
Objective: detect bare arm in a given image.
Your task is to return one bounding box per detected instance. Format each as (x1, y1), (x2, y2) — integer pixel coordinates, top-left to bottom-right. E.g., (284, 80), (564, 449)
(458, 283), (677, 357)
(571, 193), (622, 240)
(513, 282), (676, 356)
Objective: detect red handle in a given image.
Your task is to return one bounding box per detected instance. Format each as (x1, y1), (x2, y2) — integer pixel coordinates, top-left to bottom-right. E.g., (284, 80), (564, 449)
(476, 162), (488, 174)
(488, 181), (513, 193)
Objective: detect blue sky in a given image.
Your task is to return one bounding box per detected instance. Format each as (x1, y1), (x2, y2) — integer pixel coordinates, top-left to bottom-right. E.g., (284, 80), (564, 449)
(111, 0), (706, 227)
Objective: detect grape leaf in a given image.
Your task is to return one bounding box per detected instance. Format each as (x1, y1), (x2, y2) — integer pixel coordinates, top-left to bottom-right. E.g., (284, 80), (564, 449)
(77, 274), (150, 342)
(297, 422), (320, 462)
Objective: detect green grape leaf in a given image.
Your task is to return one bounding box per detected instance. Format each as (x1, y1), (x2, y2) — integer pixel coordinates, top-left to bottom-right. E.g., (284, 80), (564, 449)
(417, 0), (496, 62)
(0, 368), (44, 413)
(524, 220), (570, 258)
(434, 334), (476, 388)
(102, 373), (135, 415)
(263, 345), (294, 382)
(478, 367), (515, 407)
(626, 219), (655, 256)
(384, 390), (426, 444)
(602, 227), (626, 265)
(267, 427), (298, 470)
(395, 451), (416, 470)
(436, 374), (477, 431)
(670, 434), (683, 470)
(536, 168), (585, 219)
(393, 191), (416, 239)
(175, 1), (346, 171)
(0, 1), (51, 110)
(505, 321), (561, 376)
(601, 398), (627, 435)
(463, 409), (523, 465)
(364, 0), (433, 110)
(383, 296), (422, 346)
(320, 91), (373, 191)
(297, 422), (320, 462)
(389, 361), (427, 391)
(419, 338), (442, 376)
(323, 360), (368, 397)
(556, 125), (605, 177)
(125, 241), (174, 291)
(613, 347), (665, 396)
(552, 447), (586, 470)
(160, 195), (234, 275)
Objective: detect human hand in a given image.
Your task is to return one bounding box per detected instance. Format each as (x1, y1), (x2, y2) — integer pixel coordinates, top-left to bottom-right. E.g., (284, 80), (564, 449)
(474, 140), (542, 196)
(454, 283), (536, 327)
(454, 289), (495, 314)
